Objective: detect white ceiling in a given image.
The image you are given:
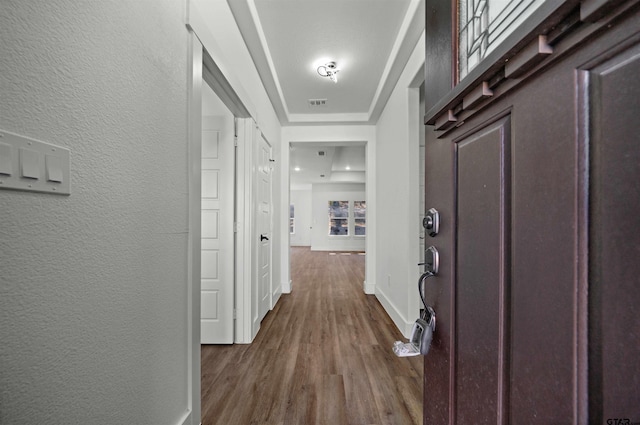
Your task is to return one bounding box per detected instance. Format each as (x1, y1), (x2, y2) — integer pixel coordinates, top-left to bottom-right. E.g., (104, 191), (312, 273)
(228, 0), (425, 125)
(220, 0), (425, 186)
(289, 142), (366, 187)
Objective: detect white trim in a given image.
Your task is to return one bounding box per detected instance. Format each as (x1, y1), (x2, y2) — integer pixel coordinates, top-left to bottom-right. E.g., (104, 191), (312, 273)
(280, 137), (292, 294)
(288, 112), (370, 123)
(364, 280), (375, 295)
(407, 86), (424, 320)
(376, 287), (416, 339)
(186, 30), (202, 425)
(187, 1), (257, 119)
(406, 37), (427, 322)
(247, 0), (291, 117)
(283, 279), (292, 293)
(176, 410), (194, 425)
(235, 118), (255, 344)
(365, 135), (377, 294)
(368, 0), (424, 118)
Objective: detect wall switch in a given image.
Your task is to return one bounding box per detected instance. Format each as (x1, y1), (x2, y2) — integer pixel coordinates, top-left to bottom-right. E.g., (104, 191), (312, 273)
(0, 142), (12, 176)
(46, 155), (63, 182)
(20, 148), (40, 179)
(0, 130), (70, 195)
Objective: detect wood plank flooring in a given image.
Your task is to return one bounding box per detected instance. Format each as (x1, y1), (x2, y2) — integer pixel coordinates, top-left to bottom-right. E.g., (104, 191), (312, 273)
(201, 247), (423, 425)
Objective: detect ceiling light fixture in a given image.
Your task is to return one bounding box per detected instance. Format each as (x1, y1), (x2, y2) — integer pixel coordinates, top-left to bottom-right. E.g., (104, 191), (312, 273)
(317, 61), (339, 83)
(294, 167), (301, 171)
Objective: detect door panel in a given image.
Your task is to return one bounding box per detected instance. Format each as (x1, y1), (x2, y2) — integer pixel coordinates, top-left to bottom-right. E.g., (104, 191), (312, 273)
(507, 57), (578, 423)
(427, 59), (581, 425)
(201, 116), (234, 344)
(587, 42), (640, 423)
(455, 117), (510, 424)
(256, 132), (272, 325)
(423, 2), (640, 423)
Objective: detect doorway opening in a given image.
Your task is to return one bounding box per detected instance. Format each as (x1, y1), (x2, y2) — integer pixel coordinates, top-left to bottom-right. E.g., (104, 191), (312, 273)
(288, 142), (368, 290)
(188, 33), (261, 421)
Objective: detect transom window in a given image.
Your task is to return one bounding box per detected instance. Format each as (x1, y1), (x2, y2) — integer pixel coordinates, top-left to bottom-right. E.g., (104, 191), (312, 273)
(458, 0), (545, 80)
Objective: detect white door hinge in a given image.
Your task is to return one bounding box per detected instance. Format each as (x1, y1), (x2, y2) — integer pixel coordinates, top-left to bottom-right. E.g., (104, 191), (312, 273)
(233, 309), (237, 319)
(233, 222), (238, 233)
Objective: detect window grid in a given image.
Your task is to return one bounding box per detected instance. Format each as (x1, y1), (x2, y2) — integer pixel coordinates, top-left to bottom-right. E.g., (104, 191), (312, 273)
(289, 204), (295, 234)
(458, 0), (544, 80)
(328, 201), (349, 236)
(354, 201), (366, 236)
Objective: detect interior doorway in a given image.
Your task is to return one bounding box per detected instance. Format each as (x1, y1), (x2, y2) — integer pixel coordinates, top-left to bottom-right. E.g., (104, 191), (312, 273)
(288, 142), (368, 289)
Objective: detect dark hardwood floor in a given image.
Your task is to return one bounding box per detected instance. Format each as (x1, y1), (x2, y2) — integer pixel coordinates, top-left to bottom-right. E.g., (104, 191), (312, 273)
(201, 247), (423, 425)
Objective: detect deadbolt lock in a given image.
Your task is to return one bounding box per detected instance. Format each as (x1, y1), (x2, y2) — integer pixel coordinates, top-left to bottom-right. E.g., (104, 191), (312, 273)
(423, 208), (440, 237)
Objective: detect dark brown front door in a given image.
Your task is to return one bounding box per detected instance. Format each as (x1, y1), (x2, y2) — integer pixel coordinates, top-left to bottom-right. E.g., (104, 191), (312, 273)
(422, 1), (640, 423)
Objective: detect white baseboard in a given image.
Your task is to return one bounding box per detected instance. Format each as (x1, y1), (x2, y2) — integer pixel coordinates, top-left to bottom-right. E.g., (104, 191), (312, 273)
(282, 279), (292, 293)
(272, 290), (282, 307)
(375, 289), (414, 339)
(363, 280), (375, 294)
(177, 410), (192, 425)
(272, 282), (282, 305)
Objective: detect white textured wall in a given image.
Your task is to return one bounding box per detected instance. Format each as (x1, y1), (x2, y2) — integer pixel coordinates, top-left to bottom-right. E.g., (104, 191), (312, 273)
(290, 189), (312, 246)
(375, 31), (425, 337)
(0, 1), (191, 424)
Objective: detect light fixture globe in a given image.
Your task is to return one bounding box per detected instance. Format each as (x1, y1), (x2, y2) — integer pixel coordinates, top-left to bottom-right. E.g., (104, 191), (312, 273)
(317, 61), (339, 83)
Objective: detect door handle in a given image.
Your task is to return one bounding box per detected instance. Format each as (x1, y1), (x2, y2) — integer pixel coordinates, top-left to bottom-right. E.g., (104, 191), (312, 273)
(260, 234), (269, 241)
(393, 272), (437, 357)
(418, 246), (440, 275)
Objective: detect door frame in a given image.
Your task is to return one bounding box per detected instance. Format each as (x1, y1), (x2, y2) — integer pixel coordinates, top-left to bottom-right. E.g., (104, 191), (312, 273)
(187, 31), (256, 425)
(187, 9), (259, 346)
(236, 117), (260, 343)
(186, 29), (202, 425)
(280, 136), (376, 295)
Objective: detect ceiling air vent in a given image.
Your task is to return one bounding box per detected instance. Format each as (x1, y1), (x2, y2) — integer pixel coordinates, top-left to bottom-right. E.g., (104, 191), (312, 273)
(318, 151), (325, 156)
(308, 98), (328, 108)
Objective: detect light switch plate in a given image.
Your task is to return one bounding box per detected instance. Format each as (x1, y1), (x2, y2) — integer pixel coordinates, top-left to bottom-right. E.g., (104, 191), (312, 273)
(0, 130), (70, 195)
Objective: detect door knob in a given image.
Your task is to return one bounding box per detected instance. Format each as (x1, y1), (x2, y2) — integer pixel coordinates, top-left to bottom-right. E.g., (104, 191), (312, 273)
(260, 234), (269, 241)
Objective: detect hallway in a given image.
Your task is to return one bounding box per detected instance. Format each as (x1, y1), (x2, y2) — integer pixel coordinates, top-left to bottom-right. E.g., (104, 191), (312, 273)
(201, 247), (423, 424)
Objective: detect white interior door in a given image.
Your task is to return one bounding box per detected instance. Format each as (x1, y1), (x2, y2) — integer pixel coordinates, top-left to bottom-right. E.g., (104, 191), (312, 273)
(256, 132), (272, 324)
(201, 115), (234, 344)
